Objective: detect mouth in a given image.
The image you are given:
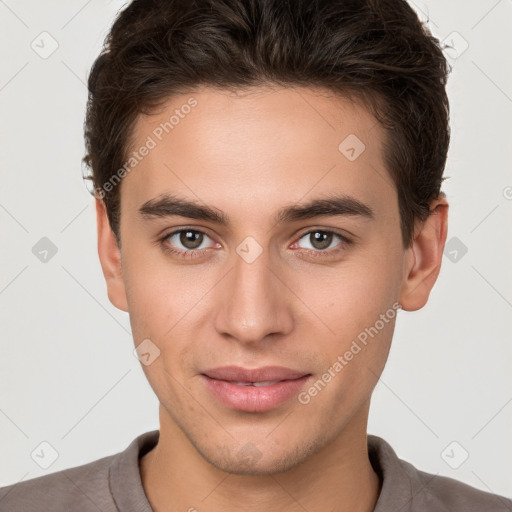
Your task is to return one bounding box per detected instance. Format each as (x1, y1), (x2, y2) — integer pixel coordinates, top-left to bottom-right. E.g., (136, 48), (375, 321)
(228, 380), (287, 387)
(200, 366), (312, 412)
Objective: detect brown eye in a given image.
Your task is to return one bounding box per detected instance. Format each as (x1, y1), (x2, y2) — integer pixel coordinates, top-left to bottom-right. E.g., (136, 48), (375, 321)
(162, 229), (214, 255)
(178, 230), (203, 249)
(309, 231), (333, 250)
(293, 229), (352, 257)
(297, 230), (340, 251)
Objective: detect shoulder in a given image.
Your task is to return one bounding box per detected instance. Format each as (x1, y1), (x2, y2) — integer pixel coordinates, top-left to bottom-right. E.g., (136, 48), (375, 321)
(0, 430), (158, 512)
(407, 460), (512, 511)
(0, 453), (117, 512)
(368, 435), (512, 512)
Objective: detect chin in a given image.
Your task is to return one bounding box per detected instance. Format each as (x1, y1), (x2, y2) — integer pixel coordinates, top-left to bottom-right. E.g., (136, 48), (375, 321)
(195, 437), (319, 476)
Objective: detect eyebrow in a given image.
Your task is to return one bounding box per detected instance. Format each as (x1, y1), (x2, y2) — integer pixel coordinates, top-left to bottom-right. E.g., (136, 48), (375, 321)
(138, 193), (375, 225)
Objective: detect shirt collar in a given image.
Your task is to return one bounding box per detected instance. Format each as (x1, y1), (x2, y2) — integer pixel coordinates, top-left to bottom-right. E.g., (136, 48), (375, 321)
(109, 430), (417, 512)
(368, 434), (416, 511)
(109, 429), (159, 512)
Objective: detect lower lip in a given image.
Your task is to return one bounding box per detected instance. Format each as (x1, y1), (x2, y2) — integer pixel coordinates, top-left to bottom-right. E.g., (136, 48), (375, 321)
(201, 375), (312, 412)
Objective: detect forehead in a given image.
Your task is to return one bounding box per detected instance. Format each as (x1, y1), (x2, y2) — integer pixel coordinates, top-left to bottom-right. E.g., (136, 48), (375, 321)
(120, 85), (396, 224)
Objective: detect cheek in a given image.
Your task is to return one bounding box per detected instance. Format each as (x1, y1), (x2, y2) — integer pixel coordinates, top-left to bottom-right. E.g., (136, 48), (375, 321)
(295, 250), (403, 337)
(123, 261), (202, 396)
(121, 250), (180, 340)
(310, 297), (397, 413)
(292, 244), (402, 390)
(121, 250), (217, 366)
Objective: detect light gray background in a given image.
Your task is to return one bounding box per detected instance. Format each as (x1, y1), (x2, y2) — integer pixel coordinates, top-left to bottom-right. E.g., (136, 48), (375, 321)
(1, 0), (511, 499)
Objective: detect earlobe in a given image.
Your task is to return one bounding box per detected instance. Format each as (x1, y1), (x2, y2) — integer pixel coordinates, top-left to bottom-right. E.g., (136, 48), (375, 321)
(398, 196), (449, 311)
(95, 198), (129, 312)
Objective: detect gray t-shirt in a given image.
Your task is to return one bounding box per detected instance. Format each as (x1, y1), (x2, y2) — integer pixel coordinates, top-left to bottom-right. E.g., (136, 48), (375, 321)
(0, 430), (510, 511)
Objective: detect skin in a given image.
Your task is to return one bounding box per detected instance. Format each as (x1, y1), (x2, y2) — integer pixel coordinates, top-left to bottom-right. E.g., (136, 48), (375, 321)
(96, 85), (448, 512)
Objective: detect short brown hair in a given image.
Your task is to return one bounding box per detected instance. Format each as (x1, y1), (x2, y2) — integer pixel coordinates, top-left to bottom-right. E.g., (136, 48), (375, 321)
(83, 0), (451, 247)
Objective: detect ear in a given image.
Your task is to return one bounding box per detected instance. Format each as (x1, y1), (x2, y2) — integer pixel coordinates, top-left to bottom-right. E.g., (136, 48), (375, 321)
(398, 195), (449, 311)
(95, 198), (129, 312)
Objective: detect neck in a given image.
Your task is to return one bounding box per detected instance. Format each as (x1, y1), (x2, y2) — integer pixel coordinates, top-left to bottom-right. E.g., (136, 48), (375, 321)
(140, 403), (381, 512)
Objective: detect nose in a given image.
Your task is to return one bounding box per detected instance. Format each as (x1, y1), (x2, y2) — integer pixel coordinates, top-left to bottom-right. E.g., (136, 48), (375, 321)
(213, 242), (294, 346)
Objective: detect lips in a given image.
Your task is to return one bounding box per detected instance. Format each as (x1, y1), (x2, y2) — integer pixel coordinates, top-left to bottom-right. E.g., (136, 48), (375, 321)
(202, 365), (308, 383)
(231, 380), (282, 387)
(201, 366), (312, 412)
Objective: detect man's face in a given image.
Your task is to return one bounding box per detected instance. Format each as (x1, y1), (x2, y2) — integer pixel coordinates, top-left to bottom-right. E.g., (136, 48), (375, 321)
(112, 86), (412, 474)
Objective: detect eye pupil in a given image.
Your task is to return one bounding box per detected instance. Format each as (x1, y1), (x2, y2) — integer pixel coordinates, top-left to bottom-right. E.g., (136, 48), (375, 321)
(311, 231), (332, 250)
(180, 230), (203, 249)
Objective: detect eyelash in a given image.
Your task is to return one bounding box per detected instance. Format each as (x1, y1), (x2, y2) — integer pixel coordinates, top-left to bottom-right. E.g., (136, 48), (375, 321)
(159, 227), (352, 260)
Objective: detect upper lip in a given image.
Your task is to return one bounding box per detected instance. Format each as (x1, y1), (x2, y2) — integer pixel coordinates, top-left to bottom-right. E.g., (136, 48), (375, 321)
(202, 366), (309, 382)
